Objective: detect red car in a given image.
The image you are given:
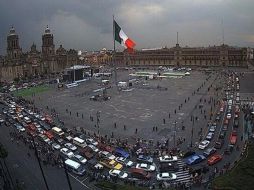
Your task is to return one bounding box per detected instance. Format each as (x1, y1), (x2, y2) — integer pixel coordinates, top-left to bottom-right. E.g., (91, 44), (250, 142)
(207, 154), (222, 166)
(44, 131), (54, 139)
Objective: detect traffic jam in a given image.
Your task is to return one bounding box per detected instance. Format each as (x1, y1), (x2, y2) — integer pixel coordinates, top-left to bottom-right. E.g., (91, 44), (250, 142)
(0, 72), (242, 188)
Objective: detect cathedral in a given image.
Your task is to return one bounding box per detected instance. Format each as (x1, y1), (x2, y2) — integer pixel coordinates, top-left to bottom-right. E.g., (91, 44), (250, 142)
(0, 26), (78, 82)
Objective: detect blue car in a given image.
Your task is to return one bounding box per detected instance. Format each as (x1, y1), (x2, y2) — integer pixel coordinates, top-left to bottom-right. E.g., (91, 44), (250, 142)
(137, 155), (153, 164)
(185, 154), (206, 165)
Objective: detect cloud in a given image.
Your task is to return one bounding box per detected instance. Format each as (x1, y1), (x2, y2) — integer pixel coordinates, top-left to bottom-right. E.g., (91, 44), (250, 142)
(0, 0), (254, 54)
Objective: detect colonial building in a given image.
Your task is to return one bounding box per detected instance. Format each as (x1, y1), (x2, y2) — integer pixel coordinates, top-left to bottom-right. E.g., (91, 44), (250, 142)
(115, 43), (248, 68)
(0, 26), (78, 82)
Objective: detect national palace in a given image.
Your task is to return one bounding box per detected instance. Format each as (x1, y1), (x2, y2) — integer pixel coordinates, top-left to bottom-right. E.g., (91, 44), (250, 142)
(115, 43), (250, 68)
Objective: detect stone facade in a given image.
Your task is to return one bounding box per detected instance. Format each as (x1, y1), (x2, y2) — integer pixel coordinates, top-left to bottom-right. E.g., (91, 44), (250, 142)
(0, 26), (78, 82)
(115, 44), (248, 68)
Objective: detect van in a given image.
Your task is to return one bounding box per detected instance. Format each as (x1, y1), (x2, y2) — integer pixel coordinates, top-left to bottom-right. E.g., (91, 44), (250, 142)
(51, 127), (64, 136)
(64, 159), (86, 176)
(129, 168), (151, 180)
(73, 137), (87, 148)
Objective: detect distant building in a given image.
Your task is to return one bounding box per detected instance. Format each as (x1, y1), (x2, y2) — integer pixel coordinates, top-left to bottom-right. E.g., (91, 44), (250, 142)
(115, 43), (248, 68)
(0, 26), (79, 82)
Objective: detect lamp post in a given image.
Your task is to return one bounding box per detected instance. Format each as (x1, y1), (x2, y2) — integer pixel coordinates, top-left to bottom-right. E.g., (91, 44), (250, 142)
(173, 121), (177, 148)
(190, 115), (194, 147)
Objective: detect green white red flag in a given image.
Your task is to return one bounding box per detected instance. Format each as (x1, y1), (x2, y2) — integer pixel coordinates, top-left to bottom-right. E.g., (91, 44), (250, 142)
(114, 20), (136, 50)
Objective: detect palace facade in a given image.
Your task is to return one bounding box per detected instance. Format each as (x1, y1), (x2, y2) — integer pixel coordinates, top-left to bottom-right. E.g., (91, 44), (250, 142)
(0, 26), (78, 82)
(115, 43), (248, 68)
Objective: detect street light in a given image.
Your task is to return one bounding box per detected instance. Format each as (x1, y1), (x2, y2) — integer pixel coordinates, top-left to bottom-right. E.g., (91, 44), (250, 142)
(190, 115), (194, 147)
(173, 121), (177, 148)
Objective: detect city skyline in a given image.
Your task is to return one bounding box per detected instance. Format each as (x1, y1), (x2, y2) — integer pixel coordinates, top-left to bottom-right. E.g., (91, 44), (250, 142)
(0, 0), (254, 54)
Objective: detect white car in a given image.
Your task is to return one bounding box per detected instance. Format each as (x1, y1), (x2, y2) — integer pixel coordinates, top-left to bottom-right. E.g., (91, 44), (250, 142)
(116, 157), (134, 167)
(198, 140), (210, 150)
(86, 138), (98, 146)
(99, 151), (116, 160)
(60, 148), (74, 158)
(157, 172), (177, 181)
(15, 124), (25, 132)
(209, 126), (216, 132)
(52, 143), (61, 150)
(206, 132), (214, 140)
(88, 144), (99, 153)
(226, 113), (232, 119)
(109, 169), (128, 179)
(136, 163), (155, 171)
(64, 143), (77, 151)
(159, 155), (178, 162)
(73, 154), (87, 164)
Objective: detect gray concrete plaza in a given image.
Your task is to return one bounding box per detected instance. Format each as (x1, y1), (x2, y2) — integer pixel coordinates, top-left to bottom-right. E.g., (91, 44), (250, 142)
(32, 70), (220, 148)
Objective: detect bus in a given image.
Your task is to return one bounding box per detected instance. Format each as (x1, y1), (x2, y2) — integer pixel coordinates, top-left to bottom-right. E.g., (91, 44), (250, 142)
(51, 127), (64, 136)
(73, 137), (87, 148)
(64, 159), (86, 176)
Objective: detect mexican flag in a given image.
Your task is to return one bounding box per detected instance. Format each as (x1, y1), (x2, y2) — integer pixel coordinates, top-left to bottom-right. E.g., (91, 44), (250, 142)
(114, 20), (136, 49)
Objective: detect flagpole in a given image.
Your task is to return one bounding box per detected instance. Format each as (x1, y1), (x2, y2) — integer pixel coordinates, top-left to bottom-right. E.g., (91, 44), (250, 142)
(113, 15), (117, 88)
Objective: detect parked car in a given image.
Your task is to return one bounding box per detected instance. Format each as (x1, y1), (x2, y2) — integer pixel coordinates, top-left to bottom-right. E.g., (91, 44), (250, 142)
(226, 113), (232, 119)
(159, 163), (179, 172)
(207, 154), (222, 165)
(209, 126), (216, 132)
(52, 143), (61, 150)
(60, 148), (74, 158)
(64, 143), (77, 151)
(214, 140), (224, 149)
(156, 172), (177, 181)
(99, 159), (123, 170)
(206, 132), (214, 141)
(137, 155), (153, 164)
(185, 154), (206, 165)
(136, 163), (156, 172)
(203, 147), (216, 157)
(88, 144), (99, 153)
(159, 155), (178, 162)
(109, 169), (128, 179)
(198, 140), (210, 150)
(98, 151), (116, 160)
(116, 157), (134, 167)
(73, 154), (87, 164)
(86, 138), (98, 146)
(129, 168), (151, 180)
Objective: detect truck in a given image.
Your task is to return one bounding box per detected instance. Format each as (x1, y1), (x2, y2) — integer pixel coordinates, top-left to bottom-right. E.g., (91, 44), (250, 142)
(230, 130), (237, 145)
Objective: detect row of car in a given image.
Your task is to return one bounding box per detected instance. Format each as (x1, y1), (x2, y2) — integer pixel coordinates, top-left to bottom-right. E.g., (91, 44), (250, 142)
(1, 96), (186, 182)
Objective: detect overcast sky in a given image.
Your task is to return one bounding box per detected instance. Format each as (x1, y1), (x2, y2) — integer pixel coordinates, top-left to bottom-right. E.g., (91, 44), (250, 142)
(0, 0), (254, 54)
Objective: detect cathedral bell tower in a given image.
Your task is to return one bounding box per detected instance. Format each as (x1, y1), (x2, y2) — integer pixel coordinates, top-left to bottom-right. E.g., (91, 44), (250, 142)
(7, 26), (22, 61)
(42, 25), (55, 59)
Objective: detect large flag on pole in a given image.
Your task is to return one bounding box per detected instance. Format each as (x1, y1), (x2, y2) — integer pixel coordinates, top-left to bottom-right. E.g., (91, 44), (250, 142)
(114, 20), (136, 49)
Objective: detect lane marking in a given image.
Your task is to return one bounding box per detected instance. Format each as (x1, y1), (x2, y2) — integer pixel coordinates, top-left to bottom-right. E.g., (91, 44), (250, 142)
(68, 172), (90, 189)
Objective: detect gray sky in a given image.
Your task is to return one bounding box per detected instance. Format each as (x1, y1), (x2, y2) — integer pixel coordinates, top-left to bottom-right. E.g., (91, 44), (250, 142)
(0, 0), (254, 55)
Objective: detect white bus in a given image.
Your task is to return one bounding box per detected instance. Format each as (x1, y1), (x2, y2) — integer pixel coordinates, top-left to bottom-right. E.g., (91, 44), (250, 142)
(51, 127), (64, 136)
(73, 137), (87, 148)
(64, 159), (86, 176)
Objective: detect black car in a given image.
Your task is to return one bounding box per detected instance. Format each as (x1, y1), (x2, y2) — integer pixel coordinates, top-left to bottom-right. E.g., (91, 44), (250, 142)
(159, 162), (179, 172)
(182, 151), (196, 158)
(219, 131), (226, 139)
